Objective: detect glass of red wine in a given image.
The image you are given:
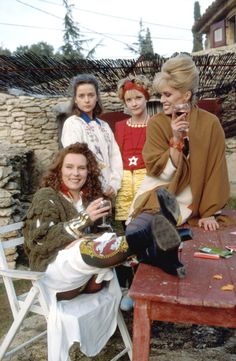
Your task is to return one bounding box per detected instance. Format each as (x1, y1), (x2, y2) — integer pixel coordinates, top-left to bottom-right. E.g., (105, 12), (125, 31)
(173, 103), (190, 132)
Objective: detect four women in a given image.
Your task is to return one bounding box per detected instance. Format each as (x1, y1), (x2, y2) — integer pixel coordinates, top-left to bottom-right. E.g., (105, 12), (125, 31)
(23, 57), (230, 357)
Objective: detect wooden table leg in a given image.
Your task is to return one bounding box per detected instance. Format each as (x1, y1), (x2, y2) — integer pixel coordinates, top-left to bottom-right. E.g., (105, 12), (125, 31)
(132, 299), (151, 361)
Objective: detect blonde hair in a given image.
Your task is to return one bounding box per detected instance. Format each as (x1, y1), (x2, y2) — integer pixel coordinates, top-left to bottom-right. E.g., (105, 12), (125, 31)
(117, 74), (151, 101)
(153, 55), (199, 104)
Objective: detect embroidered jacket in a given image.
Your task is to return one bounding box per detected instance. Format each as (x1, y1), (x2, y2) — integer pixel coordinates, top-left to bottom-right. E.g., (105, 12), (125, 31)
(23, 187), (91, 272)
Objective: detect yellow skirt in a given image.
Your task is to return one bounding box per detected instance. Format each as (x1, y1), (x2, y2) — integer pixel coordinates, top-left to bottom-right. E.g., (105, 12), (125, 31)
(115, 169), (146, 221)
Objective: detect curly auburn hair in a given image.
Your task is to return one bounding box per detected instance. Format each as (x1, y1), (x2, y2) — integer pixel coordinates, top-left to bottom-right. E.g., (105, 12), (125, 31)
(41, 143), (103, 204)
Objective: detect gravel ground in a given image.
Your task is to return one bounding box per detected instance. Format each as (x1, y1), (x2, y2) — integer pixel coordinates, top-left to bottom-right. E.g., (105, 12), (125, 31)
(2, 312), (236, 361)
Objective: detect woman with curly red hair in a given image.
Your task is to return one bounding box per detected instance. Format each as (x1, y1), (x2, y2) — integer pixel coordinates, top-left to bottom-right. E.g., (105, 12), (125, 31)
(23, 142), (129, 360)
(23, 142), (184, 360)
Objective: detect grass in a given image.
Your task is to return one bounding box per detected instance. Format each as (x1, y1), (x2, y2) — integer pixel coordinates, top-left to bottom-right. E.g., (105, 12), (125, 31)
(0, 279), (31, 339)
(227, 197), (236, 210)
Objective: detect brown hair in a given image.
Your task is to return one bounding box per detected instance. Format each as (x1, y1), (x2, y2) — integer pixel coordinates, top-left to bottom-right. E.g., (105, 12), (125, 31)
(69, 74), (103, 117)
(42, 143), (103, 203)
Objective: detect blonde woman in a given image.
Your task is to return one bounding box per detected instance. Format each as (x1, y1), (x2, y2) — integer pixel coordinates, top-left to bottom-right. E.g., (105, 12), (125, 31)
(128, 54), (230, 231)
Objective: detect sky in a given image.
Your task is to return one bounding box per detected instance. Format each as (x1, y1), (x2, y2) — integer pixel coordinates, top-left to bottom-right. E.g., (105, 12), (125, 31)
(0, 0), (214, 59)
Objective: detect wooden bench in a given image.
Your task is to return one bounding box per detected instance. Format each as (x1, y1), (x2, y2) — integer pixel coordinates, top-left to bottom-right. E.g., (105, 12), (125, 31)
(129, 209), (236, 361)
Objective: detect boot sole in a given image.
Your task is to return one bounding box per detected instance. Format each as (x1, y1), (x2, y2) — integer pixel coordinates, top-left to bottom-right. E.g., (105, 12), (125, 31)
(156, 188), (181, 226)
(151, 214), (181, 251)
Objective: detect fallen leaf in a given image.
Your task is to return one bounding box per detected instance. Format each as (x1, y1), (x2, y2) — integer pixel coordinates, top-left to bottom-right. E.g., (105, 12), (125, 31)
(213, 274), (223, 280)
(221, 284), (234, 291)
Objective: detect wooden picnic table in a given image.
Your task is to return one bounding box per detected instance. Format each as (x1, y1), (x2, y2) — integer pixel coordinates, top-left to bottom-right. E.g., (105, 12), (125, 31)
(129, 209), (236, 361)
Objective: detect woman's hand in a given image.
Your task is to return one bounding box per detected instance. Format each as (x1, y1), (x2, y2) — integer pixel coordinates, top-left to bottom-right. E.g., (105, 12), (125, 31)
(198, 216), (219, 231)
(171, 112), (189, 140)
(85, 197), (110, 222)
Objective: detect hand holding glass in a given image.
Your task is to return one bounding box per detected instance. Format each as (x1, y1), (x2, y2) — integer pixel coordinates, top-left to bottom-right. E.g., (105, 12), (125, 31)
(173, 103), (190, 132)
(98, 200), (113, 231)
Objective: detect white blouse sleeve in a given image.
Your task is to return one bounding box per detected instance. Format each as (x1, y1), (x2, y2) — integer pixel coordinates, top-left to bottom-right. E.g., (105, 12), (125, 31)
(159, 158), (176, 181)
(106, 126), (123, 193)
(61, 116), (84, 147)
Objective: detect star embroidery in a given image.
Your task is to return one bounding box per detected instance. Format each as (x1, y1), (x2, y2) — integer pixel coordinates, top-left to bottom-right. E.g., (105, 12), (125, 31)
(129, 156), (138, 166)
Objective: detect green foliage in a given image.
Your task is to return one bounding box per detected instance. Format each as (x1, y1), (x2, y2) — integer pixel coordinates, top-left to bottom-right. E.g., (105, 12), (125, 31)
(0, 46), (12, 56)
(13, 42), (55, 57)
(192, 1), (203, 52)
(60, 0), (84, 59)
(227, 197), (236, 210)
(127, 19), (155, 57)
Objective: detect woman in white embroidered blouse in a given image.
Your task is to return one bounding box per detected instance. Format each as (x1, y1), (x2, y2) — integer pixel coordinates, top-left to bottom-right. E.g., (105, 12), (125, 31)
(61, 73), (123, 198)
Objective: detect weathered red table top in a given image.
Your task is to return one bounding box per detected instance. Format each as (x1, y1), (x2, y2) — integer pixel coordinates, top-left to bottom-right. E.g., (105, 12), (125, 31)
(129, 209), (236, 327)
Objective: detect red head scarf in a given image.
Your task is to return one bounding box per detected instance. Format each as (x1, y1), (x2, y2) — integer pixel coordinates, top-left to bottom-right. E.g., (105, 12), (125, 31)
(123, 80), (150, 100)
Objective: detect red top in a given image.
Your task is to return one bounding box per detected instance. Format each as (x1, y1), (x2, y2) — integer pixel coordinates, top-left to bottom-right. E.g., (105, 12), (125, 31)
(115, 119), (147, 170)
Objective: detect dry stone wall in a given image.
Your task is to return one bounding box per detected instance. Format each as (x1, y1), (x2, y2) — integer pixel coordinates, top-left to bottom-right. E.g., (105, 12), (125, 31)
(0, 144), (33, 268)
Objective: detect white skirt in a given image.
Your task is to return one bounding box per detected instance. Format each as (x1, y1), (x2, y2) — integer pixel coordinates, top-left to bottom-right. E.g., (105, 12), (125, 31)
(42, 240), (122, 361)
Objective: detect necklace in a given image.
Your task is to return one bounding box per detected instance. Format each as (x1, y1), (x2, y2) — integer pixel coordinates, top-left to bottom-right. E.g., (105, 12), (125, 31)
(126, 114), (149, 128)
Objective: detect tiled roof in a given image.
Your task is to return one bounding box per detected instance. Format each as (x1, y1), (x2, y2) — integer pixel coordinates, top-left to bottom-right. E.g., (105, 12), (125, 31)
(192, 0), (236, 33)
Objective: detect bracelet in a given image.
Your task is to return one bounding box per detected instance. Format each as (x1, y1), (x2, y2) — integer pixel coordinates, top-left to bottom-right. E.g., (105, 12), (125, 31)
(169, 137), (184, 152)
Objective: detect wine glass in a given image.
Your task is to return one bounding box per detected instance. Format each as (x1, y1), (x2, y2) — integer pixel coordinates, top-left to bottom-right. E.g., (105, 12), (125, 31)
(173, 103), (190, 132)
(98, 199), (113, 231)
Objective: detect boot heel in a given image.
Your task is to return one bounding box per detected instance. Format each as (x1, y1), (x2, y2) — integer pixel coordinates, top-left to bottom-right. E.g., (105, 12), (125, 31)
(151, 214), (181, 251)
(176, 265), (186, 278)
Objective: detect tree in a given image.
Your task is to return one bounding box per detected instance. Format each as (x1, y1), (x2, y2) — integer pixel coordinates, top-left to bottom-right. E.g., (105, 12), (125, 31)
(141, 28), (154, 57)
(192, 1), (203, 52)
(13, 42), (55, 57)
(14, 45), (30, 55)
(127, 19), (154, 57)
(28, 42), (54, 57)
(0, 46), (11, 56)
(60, 0), (84, 58)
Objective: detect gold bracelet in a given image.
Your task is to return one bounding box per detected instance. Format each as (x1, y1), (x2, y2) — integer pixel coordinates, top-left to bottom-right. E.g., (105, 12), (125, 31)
(169, 137), (184, 152)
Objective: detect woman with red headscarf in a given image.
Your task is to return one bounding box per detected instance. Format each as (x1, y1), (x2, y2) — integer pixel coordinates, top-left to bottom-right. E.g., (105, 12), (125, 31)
(115, 75), (151, 227)
(114, 75), (152, 310)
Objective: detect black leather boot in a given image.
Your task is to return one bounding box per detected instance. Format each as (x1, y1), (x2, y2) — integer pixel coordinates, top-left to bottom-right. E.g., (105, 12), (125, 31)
(125, 212), (154, 257)
(156, 187), (181, 226)
(151, 213), (181, 251)
(141, 243), (186, 278)
(126, 211), (181, 254)
(126, 211), (185, 278)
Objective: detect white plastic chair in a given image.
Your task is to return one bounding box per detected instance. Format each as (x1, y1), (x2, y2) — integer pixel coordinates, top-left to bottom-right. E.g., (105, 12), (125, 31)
(0, 222), (132, 360)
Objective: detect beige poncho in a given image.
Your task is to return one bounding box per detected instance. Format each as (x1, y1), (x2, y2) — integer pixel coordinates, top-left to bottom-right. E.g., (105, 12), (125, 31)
(131, 106), (230, 224)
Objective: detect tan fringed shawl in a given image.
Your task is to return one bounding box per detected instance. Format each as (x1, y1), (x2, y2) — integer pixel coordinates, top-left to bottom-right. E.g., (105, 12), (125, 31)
(132, 106), (230, 224)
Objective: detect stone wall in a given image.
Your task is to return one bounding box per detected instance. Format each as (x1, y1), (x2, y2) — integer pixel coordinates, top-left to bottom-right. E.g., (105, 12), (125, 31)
(0, 144), (33, 268)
